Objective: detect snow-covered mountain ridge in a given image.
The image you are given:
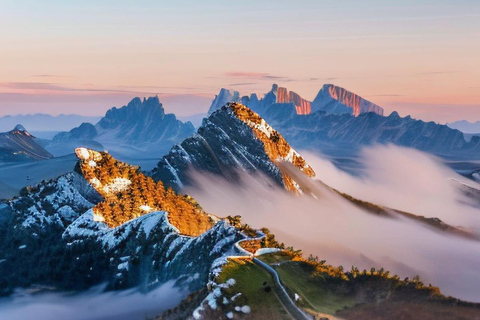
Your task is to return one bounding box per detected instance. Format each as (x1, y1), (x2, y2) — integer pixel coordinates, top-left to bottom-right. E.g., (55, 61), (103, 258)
(152, 103), (316, 193)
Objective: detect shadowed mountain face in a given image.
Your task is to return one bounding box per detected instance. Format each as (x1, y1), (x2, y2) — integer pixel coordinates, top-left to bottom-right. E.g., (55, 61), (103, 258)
(0, 125), (53, 162)
(96, 97), (195, 144)
(152, 103), (315, 193)
(47, 97), (196, 163)
(266, 110), (480, 157)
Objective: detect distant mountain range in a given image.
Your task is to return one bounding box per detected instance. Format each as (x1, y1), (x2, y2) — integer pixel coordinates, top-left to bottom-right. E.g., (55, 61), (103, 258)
(0, 125), (53, 162)
(208, 83), (384, 117)
(448, 120), (480, 134)
(3, 84), (479, 169)
(0, 114), (101, 132)
(207, 84), (479, 159)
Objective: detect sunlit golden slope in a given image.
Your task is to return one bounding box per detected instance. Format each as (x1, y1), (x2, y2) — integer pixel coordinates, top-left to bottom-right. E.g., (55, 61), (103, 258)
(229, 103), (316, 192)
(75, 147), (214, 236)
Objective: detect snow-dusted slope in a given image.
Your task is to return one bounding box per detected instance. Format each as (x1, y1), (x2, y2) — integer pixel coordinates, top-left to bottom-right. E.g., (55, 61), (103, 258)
(151, 103), (315, 193)
(0, 167), (239, 297)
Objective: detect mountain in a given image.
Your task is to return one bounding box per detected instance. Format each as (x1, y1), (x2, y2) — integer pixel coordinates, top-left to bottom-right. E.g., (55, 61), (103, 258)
(152, 102), (316, 193)
(0, 114), (101, 133)
(47, 97), (196, 168)
(2, 136), (479, 319)
(205, 85), (479, 159)
(0, 149), (240, 297)
(49, 122), (104, 155)
(96, 97), (194, 145)
(448, 120), (480, 134)
(263, 109), (480, 158)
(312, 84), (384, 116)
(0, 125), (54, 162)
(208, 83), (384, 117)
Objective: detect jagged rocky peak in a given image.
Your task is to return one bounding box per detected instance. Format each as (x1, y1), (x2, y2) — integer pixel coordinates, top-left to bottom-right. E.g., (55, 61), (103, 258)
(50, 96), (195, 158)
(209, 83), (384, 118)
(312, 84), (384, 116)
(207, 88), (240, 114)
(152, 103), (315, 193)
(272, 84), (311, 115)
(98, 96), (166, 129)
(75, 147), (214, 236)
(209, 84), (312, 116)
(229, 102), (316, 185)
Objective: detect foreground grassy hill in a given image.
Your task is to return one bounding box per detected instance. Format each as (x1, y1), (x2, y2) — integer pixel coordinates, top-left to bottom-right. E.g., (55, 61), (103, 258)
(157, 248), (480, 320)
(258, 251), (480, 320)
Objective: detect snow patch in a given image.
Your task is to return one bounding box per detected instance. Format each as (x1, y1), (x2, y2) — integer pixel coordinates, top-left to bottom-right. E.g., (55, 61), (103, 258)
(139, 204), (152, 212)
(76, 147), (90, 160)
(89, 177), (101, 188)
(93, 210), (105, 222)
(103, 177), (131, 194)
(117, 261), (129, 270)
(255, 247), (282, 256)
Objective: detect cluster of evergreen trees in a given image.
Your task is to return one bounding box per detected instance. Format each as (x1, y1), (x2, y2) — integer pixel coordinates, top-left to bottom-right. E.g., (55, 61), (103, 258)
(78, 151), (213, 236)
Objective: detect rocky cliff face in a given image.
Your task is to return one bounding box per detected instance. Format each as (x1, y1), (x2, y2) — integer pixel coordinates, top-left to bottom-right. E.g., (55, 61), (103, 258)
(0, 125), (54, 162)
(276, 85), (311, 115)
(48, 97), (195, 160)
(312, 84), (384, 116)
(208, 84), (382, 118)
(96, 97), (195, 144)
(151, 103), (315, 193)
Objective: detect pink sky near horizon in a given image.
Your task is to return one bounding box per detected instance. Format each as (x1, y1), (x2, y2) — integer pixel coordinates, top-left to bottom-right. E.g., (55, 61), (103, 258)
(0, 1), (479, 123)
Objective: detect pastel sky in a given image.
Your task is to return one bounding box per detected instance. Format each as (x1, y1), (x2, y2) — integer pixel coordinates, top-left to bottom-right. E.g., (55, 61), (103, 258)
(1, 0), (479, 123)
